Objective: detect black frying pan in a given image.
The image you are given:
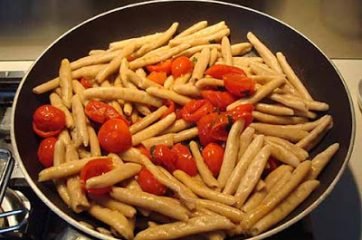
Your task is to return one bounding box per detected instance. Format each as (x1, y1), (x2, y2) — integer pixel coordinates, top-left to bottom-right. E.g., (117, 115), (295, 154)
(10, 0), (355, 239)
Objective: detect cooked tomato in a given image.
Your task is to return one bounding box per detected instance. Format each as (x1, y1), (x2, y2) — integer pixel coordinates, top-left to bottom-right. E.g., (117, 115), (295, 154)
(223, 73), (255, 97)
(32, 105), (65, 138)
(201, 90), (236, 110)
(180, 99), (214, 123)
(80, 158), (113, 195)
(80, 78), (92, 89)
(161, 100), (175, 119)
(85, 100), (127, 125)
(146, 59), (172, 75)
(202, 143), (224, 177)
(171, 143), (198, 176)
(147, 71), (168, 85)
(205, 64), (246, 79)
(151, 144), (177, 172)
(37, 137), (57, 168)
(226, 103), (254, 126)
(98, 118), (132, 153)
(137, 167), (166, 196)
(171, 56), (193, 78)
(136, 145), (152, 159)
(196, 112), (219, 146)
(209, 113), (233, 142)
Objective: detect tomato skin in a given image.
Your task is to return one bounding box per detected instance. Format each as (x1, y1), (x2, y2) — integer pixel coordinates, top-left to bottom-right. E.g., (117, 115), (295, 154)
(171, 56), (193, 78)
(226, 103), (254, 126)
(161, 100), (175, 119)
(197, 112), (219, 146)
(171, 143), (198, 176)
(209, 113), (232, 142)
(201, 90), (236, 110)
(137, 167), (166, 196)
(37, 137), (57, 168)
(151, 144), (177, 172)
(80, 158), (113, 195)
(137, 145), (152, 159)
(146, 59), (172, 75)
(205, 64), (246, 79)
(180, 99), (214, 123)
(33, 105), (65, 138)
(85, 100), (127, 125)
(80, 78), (92, 89)
(202, 143), (224, 177)
(223, 73), (255, 97)
(147, 71), (168, 85)
(98, 119), (132, 153)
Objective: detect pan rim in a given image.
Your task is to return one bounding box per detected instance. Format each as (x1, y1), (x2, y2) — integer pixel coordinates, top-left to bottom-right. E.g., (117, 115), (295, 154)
(10, 0), (356, 239)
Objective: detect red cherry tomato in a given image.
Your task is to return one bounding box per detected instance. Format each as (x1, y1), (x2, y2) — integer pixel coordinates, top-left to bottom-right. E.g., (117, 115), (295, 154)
(205, 64), (246, 79)
(197, 112), (219, 146)
(151, 144), (177, 172)
(171, 143), (198, 176)
(147, 71), (168, 85)
(146, 59), (172, 75)
(201, 90), (236, 110)
(171, 56), (193, 78)
(85, 100), (128, 125)
(209, 113), (233, 142)
(226, 103), (254, 126)
(80, 78), (92, 89)
(136, 145), (152, 159)
(223, 73), (255, 97)
(202, 143), (224, 177)
(37, 137), (57, 168)
(161, 100), (175, 119)
(32, 105), (65, 138)
(180, 99), (214, 123)
(137, 167), (166, 196)
(98, 119), (132, 153)
(80, 158), (113, 195)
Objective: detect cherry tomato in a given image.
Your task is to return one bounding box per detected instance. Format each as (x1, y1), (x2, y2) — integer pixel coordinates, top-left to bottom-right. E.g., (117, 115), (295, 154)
(223, 73), (255, 97)
(202, 143), (224, 177)
(147, 71), (168, 85)
(137, 167), (166, 196)
(161, 100), (175, 119)
(171, 56), (193, 78)
(37, 137), (57, 168)
(201, 90), (236, 110)
(171, 143), (198, 176)
(80, 158), (113, 195)
(205, 64), (246, 79)
(151, 144), (177, 172)
(226, 103), (254, 126)
(197, 112), (219, 146)
(98, 119), (132, 153)
(80, 78), (92, 89)
(209, 113), (233, 142)
(136, 145), (152, 159)
(146, 59), (172, 75)
(180, 99), (214, 123)
(85, 100), (128, 125)
(32, 105), (65, 138)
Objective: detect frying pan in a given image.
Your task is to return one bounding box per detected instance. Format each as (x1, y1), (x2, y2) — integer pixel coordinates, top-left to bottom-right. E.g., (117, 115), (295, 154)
(9, 0), (355, 239)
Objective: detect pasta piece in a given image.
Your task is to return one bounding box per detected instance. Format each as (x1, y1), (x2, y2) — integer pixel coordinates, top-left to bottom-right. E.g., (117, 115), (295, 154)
(127, 69), (162, 89)
(269, 93), (308, 112)
(195, 199), (245, 222)
(221, 37), (232, 65)
(252, 111), (308, 125)
(308, 143), (339, 179)
(129, 106), (167, 134)
(142, 134), (175, 149)
(264, 165), (294, 190)
(255, 103), (294, 116)
(59, 59), (73, 108)
(53, 139), (71, 206)
(231, 43), (252, 56)
(191, 47), (210, 81)
(173, 84), (201, 97)
(87, 126), (101, 157)
(209, 47), (219, 66)
(250, 123), (309, 143)
(163, 75), (174, 89)
(242, 190), (268, 213)
(237, 127), (255, 162)
(71, 94), (89, 147)
(266, 141), (300, 167)
(110, 32), (162, 50)
(177, 44), (220, 57)
(90, 195), (136, 218)
(49, 92), (74, 128)
(146, 87), (191, 105)
(195, 77), (224, 89)
(265, 136), (308, 161)
(173, 73), (192, 86)
(175, 21), (208, 39)
(72, 80), (87, 105)
(33, 78), (60, 94)
(162, 119), (193, 134)
(173, 127), (199, 143)
(70, 50), (122, 70)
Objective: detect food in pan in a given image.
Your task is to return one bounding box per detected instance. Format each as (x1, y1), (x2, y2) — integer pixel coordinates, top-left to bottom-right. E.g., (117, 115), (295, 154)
(31, 21), (339, 239)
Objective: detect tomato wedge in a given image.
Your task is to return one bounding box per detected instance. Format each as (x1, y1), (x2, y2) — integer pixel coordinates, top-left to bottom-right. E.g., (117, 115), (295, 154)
(80, 158), (113, 195)
(151, 144), (177, 172)
(171, 56), (193, 78)
(223, 73), (255, 97)
(209, 113), (233, 142)
(205, 64), (246, 79)
(201, 90), (236, 110)
(137, 167), (166, 195)
(80, 78), (92, 89)
(180, 99), (214, 123)
(202, 143), (224, 177)
(147, 71), (168, 85)
(37, 137), (57, 168)
(161, 100), (175, 119)
(171, 143), (198, 176)
(98, 118), (132, 153)
(85, 100), (128, 125)
(146, 59), (172, 75)
(32, 105), (66, 138)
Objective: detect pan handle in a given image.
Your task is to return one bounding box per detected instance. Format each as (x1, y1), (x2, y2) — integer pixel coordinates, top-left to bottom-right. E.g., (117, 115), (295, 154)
(0, 149), (15, 203)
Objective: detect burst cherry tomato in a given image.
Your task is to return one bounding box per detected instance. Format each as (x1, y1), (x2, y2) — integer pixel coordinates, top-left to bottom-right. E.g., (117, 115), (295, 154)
(32, 105), (65, 138)
(151, 144), (177, 172)
(226, 103), (254, 126)
(85, 100), (128, 125)
(197, 112), (218, 146)
(202, 143), (224, 177)
(137, 167), (166, 196)
(98, 118), (132, 153)
(80, 158), (113, 195)
(80, 78), (92, 89)
(137, 145), (152, 159)
(180, 99), (214, 123)
(37, 137), (57, 168)
(223, 73), (255, 97)
(146, 59), (172, 75)
(201, 90), (236, 110)
(171, 143), (198, 176)
(205, 64), (246, 79)
(147, 71), (168, 85)
(171, 56), (193, 78)
(161, 100), (175, 119)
